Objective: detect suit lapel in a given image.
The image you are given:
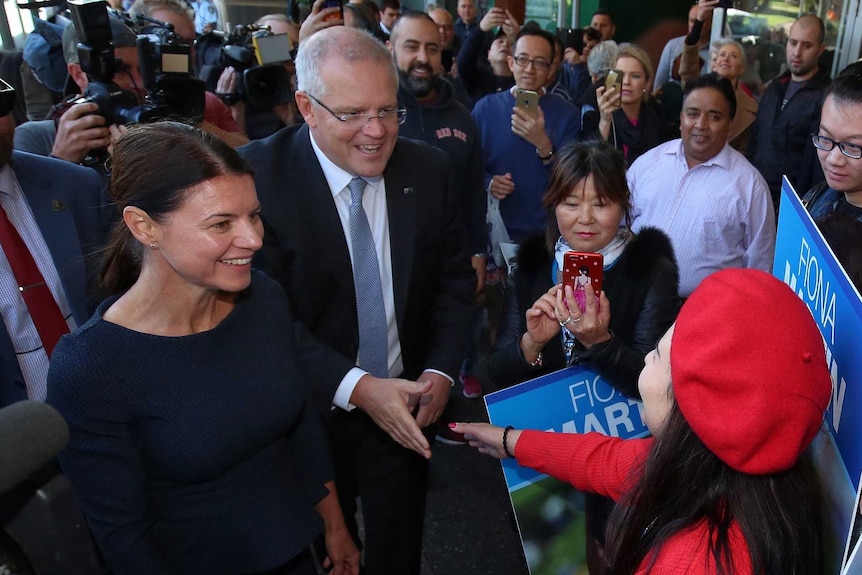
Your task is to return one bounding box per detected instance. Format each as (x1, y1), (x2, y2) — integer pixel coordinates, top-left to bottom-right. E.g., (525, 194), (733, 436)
(383, 143), (416, 328)
(11, 155), (88, 324)
(293, 127), (355, 292)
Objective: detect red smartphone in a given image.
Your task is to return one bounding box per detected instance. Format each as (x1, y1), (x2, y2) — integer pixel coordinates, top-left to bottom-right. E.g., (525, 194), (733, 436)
(562, 252), (603, 314)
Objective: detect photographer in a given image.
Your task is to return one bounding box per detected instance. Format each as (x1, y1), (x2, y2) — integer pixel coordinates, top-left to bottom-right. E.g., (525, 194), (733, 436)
(15, 11), (143, 165)
(215, 14), (299, 139)
(127, 0), (246, 140)
(14, 5), (246, 168)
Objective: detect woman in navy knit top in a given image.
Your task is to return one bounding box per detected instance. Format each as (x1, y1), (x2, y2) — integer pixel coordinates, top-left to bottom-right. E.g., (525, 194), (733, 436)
(46, 122), (359, 575)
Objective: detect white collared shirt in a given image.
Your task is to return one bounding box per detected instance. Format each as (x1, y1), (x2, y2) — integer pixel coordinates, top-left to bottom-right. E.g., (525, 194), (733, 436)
(628, 139), (776, 297)
(308, 132), (403, 410)
(0, 164), (76, 401)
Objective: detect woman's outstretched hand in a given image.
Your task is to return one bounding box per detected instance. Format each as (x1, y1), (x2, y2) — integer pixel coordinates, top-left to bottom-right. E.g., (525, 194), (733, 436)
(452, 422), (522, 460)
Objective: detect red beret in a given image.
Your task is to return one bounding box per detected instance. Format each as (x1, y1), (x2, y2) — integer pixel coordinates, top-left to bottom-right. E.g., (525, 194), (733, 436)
(671, 269), (832, 475)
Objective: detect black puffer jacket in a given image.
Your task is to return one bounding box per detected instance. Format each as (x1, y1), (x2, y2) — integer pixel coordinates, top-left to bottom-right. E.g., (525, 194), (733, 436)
(486, 227), (680, 396)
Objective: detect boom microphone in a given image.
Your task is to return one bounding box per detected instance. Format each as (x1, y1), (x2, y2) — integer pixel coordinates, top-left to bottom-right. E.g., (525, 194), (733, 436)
(0, 401), (69, 495)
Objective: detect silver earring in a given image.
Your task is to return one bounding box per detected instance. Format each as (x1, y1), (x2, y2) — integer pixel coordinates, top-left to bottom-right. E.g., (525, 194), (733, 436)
(149, 242), (157, 249)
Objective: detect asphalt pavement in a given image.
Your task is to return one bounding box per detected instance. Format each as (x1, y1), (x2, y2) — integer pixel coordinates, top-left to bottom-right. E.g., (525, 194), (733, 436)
(420, 370), (531, 575)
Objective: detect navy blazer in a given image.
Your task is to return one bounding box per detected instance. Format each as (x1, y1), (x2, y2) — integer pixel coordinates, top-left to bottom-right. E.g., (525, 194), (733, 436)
(239, 124), (476, 414)
(0, 151), (108, 407)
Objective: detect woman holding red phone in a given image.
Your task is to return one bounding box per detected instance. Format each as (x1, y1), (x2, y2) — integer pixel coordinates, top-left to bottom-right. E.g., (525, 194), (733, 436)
(462, 269), (829, 575)
(485, 140), (680, 569)
(486, 140), (679, 395)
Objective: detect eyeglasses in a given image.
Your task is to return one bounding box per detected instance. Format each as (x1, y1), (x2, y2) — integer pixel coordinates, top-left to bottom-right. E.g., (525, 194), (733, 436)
(811, 134), (862, 159)
(511, 55), (551, 71)
(306, 93), (407, 128)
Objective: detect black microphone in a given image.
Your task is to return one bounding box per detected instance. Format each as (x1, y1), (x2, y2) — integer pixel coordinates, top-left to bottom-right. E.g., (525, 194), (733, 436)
(0, 401), (69, 495)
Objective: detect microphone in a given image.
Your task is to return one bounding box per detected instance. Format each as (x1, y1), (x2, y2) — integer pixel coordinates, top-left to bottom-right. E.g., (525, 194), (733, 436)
(0, 401), (69, 495)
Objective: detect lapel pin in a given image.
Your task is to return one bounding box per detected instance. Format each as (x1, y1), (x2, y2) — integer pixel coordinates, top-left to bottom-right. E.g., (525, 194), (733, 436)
(403, 187), (414, 195)
(51, 200), (65, 212)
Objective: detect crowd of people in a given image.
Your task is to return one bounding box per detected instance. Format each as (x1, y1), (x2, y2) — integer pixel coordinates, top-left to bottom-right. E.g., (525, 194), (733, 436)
(0, 0), (859, 573)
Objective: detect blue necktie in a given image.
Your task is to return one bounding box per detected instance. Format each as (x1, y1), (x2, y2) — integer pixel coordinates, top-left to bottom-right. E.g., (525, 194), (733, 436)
(348, 177), (389, 377)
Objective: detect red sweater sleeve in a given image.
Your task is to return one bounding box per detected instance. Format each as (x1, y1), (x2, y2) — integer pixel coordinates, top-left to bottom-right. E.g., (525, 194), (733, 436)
(514, 432), (754, 575)
(514, 430), (652, 501)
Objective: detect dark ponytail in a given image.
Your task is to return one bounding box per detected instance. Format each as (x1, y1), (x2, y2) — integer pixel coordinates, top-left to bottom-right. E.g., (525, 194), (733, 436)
(604, 403), (825, 575)
(98, 121), (253, 297)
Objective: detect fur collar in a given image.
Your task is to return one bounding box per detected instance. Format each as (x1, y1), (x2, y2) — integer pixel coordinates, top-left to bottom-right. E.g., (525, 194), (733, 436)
(517, 227), (677, 280)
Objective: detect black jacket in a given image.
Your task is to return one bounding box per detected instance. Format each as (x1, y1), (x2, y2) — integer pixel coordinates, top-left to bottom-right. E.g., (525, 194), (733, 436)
(456, 28), (515, 104)
(398, 78), (488, 255)
(747, 67), (831, 202)
(486, 228), (680, 397)
(582, 100), (672, 165)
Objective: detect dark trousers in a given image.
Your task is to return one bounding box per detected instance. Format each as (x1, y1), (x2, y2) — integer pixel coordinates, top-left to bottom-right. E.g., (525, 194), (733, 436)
(328, 410), (429, 575)
(244, 548), (318, 575)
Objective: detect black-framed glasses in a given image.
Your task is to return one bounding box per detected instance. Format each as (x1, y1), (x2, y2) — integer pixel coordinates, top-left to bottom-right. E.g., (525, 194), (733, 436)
(305, 93), (407, 129)
(511, 55), (551, 71)
(811, 134), (862, 159)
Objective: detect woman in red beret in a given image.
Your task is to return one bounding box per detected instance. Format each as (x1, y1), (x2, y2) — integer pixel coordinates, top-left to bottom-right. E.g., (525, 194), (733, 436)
(456, 268), (832, 574)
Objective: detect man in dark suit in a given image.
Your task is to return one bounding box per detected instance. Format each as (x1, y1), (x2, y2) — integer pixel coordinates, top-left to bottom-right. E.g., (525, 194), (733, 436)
(239, 26), (475, 575)
(0, 83), (108, 407)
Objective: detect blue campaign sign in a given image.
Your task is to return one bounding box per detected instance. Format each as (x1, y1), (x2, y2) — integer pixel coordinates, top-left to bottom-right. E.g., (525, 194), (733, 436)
(484, 365), (649, 492)
(773, 178), (862, 491)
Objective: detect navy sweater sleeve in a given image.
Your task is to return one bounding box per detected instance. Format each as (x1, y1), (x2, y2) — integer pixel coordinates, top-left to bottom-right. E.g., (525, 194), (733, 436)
(48, 332), (173, 575)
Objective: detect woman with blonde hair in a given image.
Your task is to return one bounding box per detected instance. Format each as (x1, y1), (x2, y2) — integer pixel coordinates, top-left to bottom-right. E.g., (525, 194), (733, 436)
(679, 0), (758, 152)
(592, 44), (671, 163)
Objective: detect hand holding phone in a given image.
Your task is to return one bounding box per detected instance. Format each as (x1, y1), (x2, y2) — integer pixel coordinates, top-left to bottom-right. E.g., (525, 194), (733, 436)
(515, 88), (539, 118)
(605, 68), (623, 107)
(320, 0), (343, 22)
(562, 252), (603, 314)
(604, 68), (622, 107)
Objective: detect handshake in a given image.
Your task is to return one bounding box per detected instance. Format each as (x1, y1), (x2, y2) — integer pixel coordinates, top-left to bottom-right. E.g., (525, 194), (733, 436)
(349, 372), (452, 459)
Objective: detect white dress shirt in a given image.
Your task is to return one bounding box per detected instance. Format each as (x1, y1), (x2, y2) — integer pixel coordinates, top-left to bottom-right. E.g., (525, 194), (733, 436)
(628, 139), (776, 297)
(309, 132), (404, 410)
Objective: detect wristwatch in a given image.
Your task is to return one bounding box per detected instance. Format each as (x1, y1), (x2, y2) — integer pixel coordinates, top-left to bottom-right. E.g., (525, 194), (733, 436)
(537, 146), (555, 161)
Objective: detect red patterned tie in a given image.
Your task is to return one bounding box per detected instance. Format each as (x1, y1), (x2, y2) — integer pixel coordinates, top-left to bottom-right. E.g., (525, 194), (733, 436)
(0, 204), (69, 357)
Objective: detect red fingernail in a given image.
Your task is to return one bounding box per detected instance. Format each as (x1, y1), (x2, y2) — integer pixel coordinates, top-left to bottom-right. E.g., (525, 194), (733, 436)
(448, 423), (456, 429)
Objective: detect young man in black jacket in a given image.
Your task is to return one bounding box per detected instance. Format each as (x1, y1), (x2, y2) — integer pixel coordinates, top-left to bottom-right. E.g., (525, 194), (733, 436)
(747, 14), (830, 212)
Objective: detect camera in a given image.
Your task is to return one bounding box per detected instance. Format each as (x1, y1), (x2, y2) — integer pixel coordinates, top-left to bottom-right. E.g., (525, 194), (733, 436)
(68, 0), (204, 125)
(214, 24), (293, 109)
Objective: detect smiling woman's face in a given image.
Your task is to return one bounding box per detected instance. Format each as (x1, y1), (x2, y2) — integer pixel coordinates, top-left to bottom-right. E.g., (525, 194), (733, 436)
(712, 44), (744, 82)
(554, 175), (624, 252)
